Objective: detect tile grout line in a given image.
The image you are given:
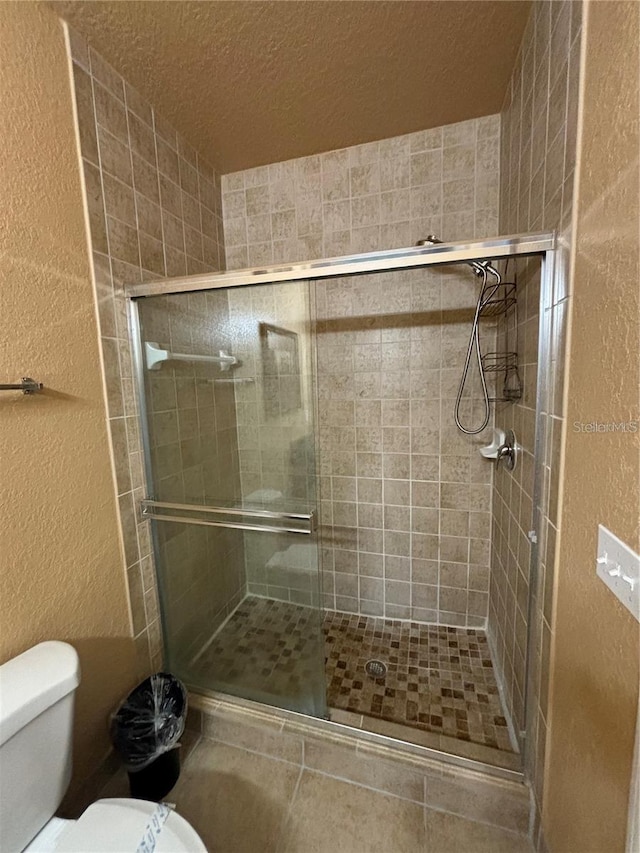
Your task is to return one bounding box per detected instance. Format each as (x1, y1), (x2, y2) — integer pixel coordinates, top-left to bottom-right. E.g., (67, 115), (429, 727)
(273, 761), (306, 853)
(187, 727), (530, 839)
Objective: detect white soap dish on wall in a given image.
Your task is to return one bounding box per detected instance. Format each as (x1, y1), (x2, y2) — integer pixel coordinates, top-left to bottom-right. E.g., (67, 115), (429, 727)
(479, 428), (506, 459)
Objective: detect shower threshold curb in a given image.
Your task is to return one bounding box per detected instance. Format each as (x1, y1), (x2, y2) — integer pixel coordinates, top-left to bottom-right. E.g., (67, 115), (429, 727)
(187, 688), (523, 782)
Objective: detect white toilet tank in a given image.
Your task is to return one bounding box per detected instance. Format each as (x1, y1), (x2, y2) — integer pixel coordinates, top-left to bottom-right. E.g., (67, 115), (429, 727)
(0, 642), (80, 852)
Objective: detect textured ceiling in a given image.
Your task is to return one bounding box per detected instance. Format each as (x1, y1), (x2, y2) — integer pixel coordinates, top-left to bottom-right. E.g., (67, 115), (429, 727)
(52, 1), (530, 173)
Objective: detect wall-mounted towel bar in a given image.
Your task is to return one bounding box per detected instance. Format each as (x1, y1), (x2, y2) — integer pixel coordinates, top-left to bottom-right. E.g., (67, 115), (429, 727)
(0, 377), (43, 394)
(145, 341), (238, 371)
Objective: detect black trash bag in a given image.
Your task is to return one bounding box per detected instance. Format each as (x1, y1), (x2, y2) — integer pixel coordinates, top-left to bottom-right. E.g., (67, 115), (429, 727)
(110, 672), (187, 773)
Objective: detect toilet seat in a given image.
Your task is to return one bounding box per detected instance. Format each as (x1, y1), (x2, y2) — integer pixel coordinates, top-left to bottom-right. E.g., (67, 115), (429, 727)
(52, 798), (206, 852)
(24, 817), (73, 852)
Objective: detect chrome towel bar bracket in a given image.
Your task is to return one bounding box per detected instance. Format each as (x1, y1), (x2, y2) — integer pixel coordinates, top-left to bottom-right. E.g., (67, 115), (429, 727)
(0, 377), (43, 394)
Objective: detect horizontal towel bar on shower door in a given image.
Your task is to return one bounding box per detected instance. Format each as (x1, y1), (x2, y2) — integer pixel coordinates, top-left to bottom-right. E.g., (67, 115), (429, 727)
(140, 499), (315, 535)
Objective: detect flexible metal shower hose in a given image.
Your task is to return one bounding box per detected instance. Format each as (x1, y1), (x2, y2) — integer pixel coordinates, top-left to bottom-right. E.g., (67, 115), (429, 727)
(454, 267), (502, 435)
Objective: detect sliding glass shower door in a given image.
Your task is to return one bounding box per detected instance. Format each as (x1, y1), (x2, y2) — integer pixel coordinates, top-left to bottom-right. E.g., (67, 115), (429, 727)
(133, 280), (327, 717)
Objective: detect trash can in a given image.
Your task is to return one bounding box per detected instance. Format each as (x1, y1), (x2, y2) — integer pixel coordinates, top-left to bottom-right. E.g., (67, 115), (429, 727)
(110, 672), (187, 801)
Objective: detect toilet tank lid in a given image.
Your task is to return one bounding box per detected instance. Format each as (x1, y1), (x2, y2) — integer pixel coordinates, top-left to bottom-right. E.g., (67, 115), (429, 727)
(0, 641), (80, 747)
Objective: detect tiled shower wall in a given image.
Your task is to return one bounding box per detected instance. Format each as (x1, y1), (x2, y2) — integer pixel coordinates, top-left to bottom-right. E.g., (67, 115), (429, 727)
(488, 253), (540, 735)
(222, 116), (500, 265)
(495, 0), (581, 836)
(312, 266), (496, 627)
(221, 116), (504, 626)
(226, 280), (320, 606)
(227, 282), (316, 503)
(67, 28), (227, 673)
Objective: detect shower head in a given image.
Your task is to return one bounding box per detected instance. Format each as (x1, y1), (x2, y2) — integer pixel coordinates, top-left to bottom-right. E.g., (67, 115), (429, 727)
(417, 235), (501, 282)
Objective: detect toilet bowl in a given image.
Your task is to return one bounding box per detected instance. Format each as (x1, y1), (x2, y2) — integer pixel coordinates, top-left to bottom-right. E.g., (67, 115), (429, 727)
(0, 642), (206, 853)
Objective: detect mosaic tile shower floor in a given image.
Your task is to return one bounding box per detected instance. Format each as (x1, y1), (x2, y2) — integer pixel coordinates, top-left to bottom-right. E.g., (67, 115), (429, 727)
(191, 597), (324, 710)
(193, 596), (514, 753)
(324, 610), (514, 752)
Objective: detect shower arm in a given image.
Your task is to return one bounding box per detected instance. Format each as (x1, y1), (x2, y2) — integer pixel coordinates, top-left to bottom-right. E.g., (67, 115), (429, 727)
(416, 236), (502, 283)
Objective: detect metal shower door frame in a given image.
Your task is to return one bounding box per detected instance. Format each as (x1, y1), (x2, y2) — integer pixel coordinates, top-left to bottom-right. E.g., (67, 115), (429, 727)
(127, 231), (557, 781)
(127, 232), (554, 298)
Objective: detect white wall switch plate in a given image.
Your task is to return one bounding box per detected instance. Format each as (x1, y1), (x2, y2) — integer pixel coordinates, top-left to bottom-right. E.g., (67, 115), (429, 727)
(596, 524), (640, 622)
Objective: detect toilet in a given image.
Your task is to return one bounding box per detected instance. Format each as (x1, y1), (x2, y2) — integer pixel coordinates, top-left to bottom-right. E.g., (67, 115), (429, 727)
(0, 642), (206, 852)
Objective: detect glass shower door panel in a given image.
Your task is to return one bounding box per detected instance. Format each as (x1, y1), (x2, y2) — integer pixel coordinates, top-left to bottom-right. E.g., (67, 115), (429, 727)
(135, 280), (326, 717)
(151, 520), (326, 716)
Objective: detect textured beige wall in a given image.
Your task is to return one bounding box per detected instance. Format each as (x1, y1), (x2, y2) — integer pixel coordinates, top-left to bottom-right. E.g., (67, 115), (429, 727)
(0, 1), (137, 790)
(544, 1), (640, 850)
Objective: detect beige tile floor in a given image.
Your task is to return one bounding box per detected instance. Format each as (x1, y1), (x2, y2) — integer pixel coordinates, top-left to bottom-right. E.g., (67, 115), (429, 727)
(168, 737), (533, 853)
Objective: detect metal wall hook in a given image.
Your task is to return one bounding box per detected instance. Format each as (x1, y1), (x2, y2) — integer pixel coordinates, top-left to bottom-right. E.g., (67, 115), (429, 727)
(0, 377), (43, 395)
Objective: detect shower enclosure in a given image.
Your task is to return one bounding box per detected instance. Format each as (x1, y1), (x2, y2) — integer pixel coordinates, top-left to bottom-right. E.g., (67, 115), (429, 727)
(128, 232), (555, 774)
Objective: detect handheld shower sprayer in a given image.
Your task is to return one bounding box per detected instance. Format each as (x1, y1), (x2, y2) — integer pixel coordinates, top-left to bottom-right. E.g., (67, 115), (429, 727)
(417, 236), (504, 435)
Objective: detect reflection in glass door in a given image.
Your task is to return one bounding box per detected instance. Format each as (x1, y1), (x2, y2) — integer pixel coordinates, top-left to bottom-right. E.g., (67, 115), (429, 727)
(133, 280), (326, 717)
